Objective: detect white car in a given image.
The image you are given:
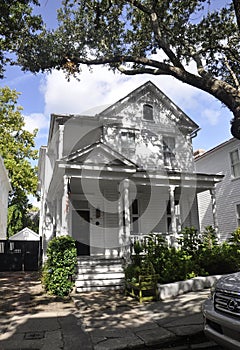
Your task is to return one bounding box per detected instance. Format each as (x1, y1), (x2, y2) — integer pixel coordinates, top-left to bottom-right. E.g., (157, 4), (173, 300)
(203, 272), (240, 350)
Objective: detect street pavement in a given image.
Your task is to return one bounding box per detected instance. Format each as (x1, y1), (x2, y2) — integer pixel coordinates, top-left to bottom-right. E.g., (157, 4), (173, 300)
(0, 272), (219, 350)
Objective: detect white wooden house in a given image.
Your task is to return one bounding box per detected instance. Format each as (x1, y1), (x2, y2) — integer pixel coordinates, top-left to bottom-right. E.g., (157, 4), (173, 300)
(9, 227), (40, 241)
(0, 156), (11, 240)
(38, 81), (223, 291)
(195, 138), (240, 241)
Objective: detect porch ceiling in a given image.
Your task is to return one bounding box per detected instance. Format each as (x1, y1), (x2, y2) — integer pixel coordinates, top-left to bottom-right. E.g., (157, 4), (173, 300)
(66, 169), (223, 192)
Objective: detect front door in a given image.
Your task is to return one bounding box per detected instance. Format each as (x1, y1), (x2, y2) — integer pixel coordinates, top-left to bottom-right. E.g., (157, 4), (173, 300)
(72, 210), (90, 255)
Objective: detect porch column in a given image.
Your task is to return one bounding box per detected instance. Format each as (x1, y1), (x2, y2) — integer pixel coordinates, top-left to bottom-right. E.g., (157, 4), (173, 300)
(58, 124), (64, 159)
(61, 175), (69, 236)
(118, 191), (124, 257)
(169, 185), (177, 244)
(122, 179), (131, 262)
(210, 187), (219, 239)
(56, 196), (61, 236)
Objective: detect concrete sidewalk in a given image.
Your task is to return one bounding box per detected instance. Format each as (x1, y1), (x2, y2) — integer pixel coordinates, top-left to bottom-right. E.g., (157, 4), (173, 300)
(0, 272), (217, 350)
(73, 289), (217, 350)
(0, 272), (92, 350)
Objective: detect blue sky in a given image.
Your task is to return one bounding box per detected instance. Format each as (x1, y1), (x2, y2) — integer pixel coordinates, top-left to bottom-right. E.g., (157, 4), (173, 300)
(2, 0), (233, 157)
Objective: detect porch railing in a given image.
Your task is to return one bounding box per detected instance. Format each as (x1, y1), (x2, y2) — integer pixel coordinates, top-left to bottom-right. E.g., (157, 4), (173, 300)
(129, 232), (177, 254)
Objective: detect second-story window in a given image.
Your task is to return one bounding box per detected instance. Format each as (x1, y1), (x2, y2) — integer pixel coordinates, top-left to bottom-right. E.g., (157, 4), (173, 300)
(121, 130), (135, 154)
(230, 149), (240, 178)
(163, 136), (176, 168)
(143, 104), (154, 121)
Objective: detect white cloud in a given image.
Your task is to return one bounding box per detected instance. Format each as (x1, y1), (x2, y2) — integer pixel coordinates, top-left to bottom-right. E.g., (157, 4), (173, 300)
(42, 65), (211, 117)
(24, 112), (50, 147)
(24, 112), (49, 134)
(39, 63), (232, 151)
(201, 108), (221, 126)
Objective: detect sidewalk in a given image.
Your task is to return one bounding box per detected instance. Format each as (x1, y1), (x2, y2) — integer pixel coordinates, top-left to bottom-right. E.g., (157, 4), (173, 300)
(73, 289), (215, 350)
(0, 272), (92, 350)
(0, 272), (216, 350)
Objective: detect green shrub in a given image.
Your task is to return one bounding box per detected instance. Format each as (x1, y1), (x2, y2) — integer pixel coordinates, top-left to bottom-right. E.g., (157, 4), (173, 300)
(42, 236), (77, 297)
(126, 227), (240, 287)
(229, 227), (240, 245)
(178, 226), (201, 256)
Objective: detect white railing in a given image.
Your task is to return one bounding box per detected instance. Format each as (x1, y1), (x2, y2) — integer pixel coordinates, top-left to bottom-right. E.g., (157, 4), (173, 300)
(129, 232), (177, 254)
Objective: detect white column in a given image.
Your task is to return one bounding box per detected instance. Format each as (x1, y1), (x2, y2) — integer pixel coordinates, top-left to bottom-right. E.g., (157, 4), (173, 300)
(210, 187), (219, 238)
(58, 124), (64, 159)
(169, 185), (177, 246)
(56, 196), (61, 236)
(118, 192), (124, 257)
(118, 179), (131, 262)
(61, 175), (69, 236)
(123, 179), (131, 240)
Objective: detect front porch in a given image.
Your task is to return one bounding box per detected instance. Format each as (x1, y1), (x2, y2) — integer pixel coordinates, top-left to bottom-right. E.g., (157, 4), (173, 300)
(61, 170), (223, 260)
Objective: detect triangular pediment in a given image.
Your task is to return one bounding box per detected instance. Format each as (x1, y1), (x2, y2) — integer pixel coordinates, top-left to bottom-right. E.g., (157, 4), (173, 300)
(9, 227), (40, 241)
(65, 142), (137, 168)
(99, 81), (198, 133)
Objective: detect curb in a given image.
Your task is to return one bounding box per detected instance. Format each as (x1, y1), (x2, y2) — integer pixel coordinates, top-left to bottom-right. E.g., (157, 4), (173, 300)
(157, 275), (222, 300)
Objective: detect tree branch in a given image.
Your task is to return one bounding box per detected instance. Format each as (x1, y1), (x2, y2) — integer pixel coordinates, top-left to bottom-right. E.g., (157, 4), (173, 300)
(233, 0), (240, 33)
(125, 0), (184, 69)
(224, 56), (240, 90)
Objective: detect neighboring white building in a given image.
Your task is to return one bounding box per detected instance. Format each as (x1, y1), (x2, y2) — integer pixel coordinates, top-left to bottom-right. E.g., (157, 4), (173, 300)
(9, 227), (40, 241)
(195, 138), (240, 241)
(0, 156), (11, 239)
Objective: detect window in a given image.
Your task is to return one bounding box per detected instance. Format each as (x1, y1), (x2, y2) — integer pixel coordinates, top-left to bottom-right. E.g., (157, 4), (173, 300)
(143, 104), (153, 121)
(230, 149), (240, 178)
(122, 199), (139, 234)
(237, 204), (240, 227)
(131, 199), (139, 234)
(163, 136), (176, 168)
(121, 131), (135, 154)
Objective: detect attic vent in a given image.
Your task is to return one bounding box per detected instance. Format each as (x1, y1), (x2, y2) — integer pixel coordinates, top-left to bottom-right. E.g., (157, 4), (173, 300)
(143, 104), (153, 121)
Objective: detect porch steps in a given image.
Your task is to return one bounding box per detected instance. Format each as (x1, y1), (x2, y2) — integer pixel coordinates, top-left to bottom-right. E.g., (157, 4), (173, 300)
(75, 257), (125, 293)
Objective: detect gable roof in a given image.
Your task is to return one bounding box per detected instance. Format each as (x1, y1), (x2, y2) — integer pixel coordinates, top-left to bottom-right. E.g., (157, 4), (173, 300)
(63, 141), (138, 169)
(9, 227), (39, 241)
(195, 137), (238, 161)
(98, 81), (199, 132)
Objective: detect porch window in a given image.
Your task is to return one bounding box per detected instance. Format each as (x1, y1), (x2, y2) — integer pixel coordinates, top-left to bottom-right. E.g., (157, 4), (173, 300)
(123, 199), (139, 234)
(237, 204), (240, 227)
(131, 199), (139, 234)
(143, 104), (154, 121)
(163, 136), (176, 168)
(230, 149), (240, 178)
(121, 130), (135, 154)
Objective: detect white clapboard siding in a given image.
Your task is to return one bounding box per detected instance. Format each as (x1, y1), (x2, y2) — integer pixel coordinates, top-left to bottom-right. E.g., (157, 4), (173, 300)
(195, 138), (240, 240)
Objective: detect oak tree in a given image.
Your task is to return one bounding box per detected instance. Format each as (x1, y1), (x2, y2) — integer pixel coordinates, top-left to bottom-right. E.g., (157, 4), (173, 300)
(0, 0), (42, 78)
(16, 0), (240, 138)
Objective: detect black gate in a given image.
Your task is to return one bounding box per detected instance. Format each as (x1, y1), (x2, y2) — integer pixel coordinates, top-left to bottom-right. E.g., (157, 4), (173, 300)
(0, 239), (41, 272)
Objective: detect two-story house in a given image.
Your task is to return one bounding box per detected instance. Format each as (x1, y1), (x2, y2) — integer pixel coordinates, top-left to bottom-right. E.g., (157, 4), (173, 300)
(195, 138), (240, 241)
(0, 156), (11, 240)
(38, 81), (223, 291)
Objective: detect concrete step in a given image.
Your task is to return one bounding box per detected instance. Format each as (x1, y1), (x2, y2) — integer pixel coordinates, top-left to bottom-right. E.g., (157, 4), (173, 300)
(76, 272), (125, 281)
(77, 265), (123, 274)
(75, 278), (124, 288)
(77, 258), (123, 266)
(75, 257), (125, 292)
(76, 285), (124, 293)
